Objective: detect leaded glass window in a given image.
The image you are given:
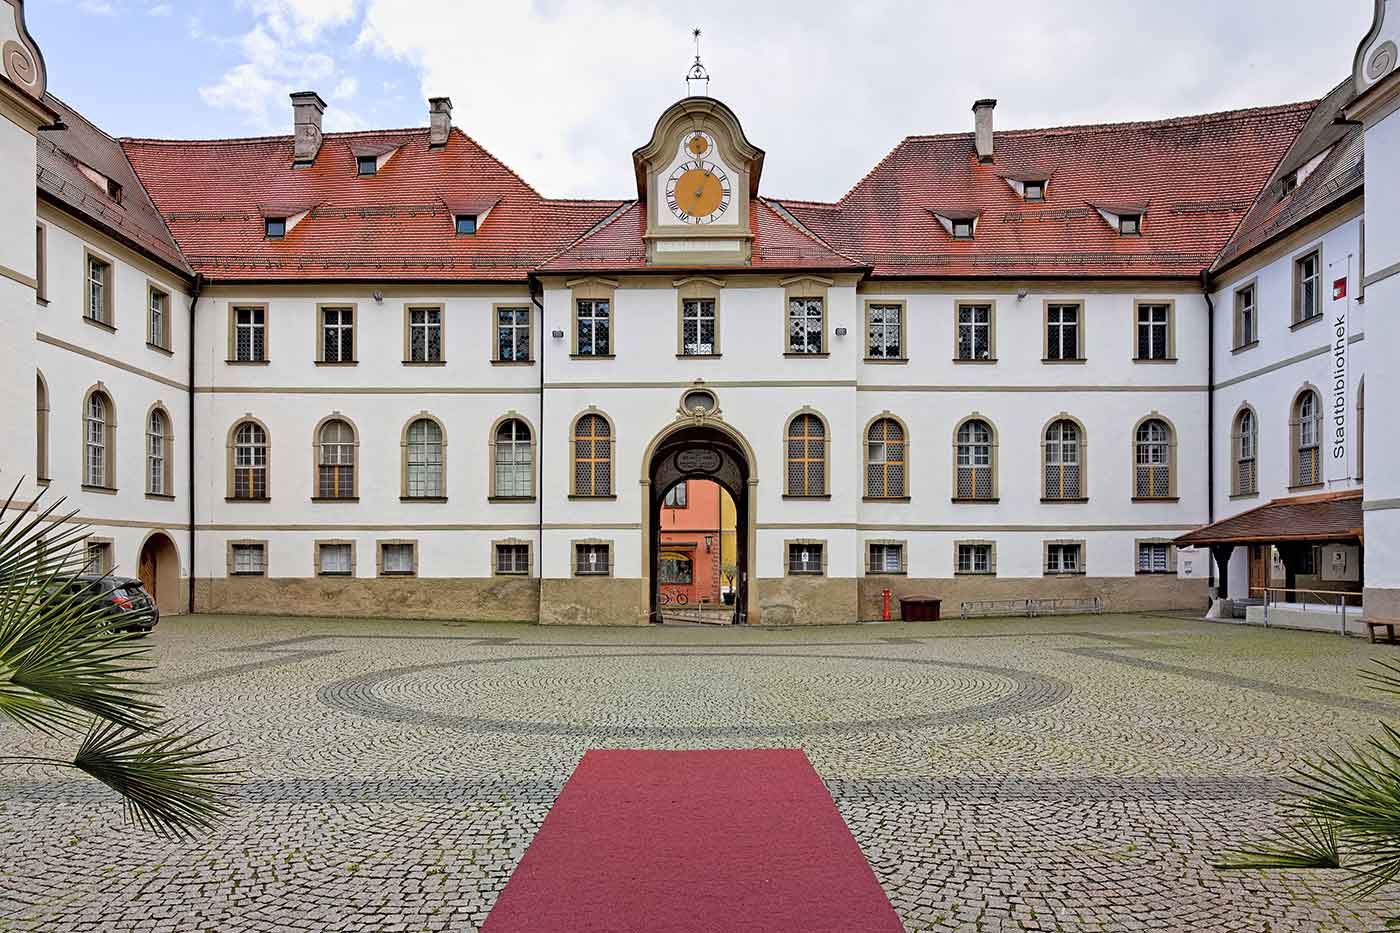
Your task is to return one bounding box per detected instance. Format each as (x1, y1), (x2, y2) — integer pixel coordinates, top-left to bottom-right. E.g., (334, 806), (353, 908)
(955, 419), (994, 499)
(85, 393), (108, 487)
(149, 288), (168, 348)
(1043, 419), (1082, 499)
(234, 306), (266, 362)
(957, 304), (992, 360)
(321, 306), (353, 363)
(497, 306), (530, 362)
(681, 299), (716, 355)
(576, 299), (610, 356)
(318, 419), (355, 499)
(408, 307), (443, 362)
(494, 418), (533, 498)
(572, 414), (612, 496)
(1136, 304), (1170, 360)
(1295, 251), (1320, 323)
(405, 419), (444, 498)
(787, 297), (823, 354)
(86, 256), (108, 323)
(867, 303), (902, 359)
(865, 418), (906, 498)
(1294, 391), (1321, 486)
(1134, 419), (1172, 498)
(1234, 409), (1257, 495)
(785, 414), (826, 496)
(1046, 303), (1080, 360)
(232, 421), (268, 499)
(147, 409), (166, 495)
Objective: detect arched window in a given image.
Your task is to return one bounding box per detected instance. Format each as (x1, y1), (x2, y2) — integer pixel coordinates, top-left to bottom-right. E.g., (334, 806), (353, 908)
(785, 413), (827, 496)
(1133, 418), (1174, 499)
(493, 418), (534, 498)
(954, 418), (995, 500)
(572, 413), (613, 497)
(404, 418), (444, 499)
(864, 417), (906, 498)
(1232, 408), (1257, 496)
(317, 418), (356, 499)
(1291, 389), (1322, 487)
(36, 373), (49, 482)
(1043, 418), (1083, 499)
(147, 408), (170, 496)
(231, 420), (268, 499)
(84, 390), (113, 488)
(659, 551), (693, 584)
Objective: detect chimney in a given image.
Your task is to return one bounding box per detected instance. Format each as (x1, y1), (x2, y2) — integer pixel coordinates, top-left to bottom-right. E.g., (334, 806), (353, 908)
(429, 97), (453, 148)
(972, 98), (996, 163)
(291, 91), (326, 165)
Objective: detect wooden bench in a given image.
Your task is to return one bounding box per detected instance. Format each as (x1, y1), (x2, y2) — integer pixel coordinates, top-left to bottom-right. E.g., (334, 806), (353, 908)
(1365, 620), (1397, 645)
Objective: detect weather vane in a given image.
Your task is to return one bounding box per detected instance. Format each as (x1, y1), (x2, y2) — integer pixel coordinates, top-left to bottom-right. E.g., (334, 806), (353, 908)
(686, 27), (710, 97)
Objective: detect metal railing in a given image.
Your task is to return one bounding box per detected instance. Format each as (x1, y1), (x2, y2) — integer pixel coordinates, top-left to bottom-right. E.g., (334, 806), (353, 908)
(960, 596), (1103, 619)
(1250, 586), (1363, 636)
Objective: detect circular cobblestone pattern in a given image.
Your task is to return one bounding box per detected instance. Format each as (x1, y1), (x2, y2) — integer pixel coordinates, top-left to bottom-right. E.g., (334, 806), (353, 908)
(4, 613), (1400, 932)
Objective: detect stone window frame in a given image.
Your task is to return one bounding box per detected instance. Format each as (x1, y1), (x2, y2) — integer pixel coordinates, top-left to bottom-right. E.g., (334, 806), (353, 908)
(1291, 244), (1323, 328)
(1043, 539), (1087, 576)
(953, 299), (997, 363)
(400, 412), (448, 502)
(1134, 538), (1178, 575)
(492, 302), (534, 364)
(784, 538), (828, 576)
(80, 382), (117, 493)
(1132, 299), (1177, 362)
(403, 303), (446, 365)
(569, 278), (618, 359)
(492, 538), (534, 577)
(85, 537), (115, 574)
(35, 222), (47, 305)
(953, 540), (997, 576)
(80, 247), (115, 331)
(951, 413), (999, 502)
(783, 407), (830, 499)
(376, 539), (419, 577)
(1042, 299), (1085, 363)
(1041, 413), (1088, 502)
(1288, 384), (1324, 490)
(226, 539), (268, 577)
(227, 302), (270, 364)
(569, 407), (616, 499)
(35, 371), (49, 485)
(1232, 278), (1259, 351)
(863, 299), (907, 362)
(314, 539), (356, 577)
(226, 416), (271, 502)
(1230, 402), (1259, 499)
(675, 276), (724, 358)
(144, 401), (175, 499)
(572, 538), (614, 577)
(865, 539), (908, 575)
(311, 413), (360, 501)
(1131, 412), (1178, 501)
(863, 411), (909, 501)
(489, 412), (537, 501)
(146, 280), (173, 353)
(781, 275), (831, 357)
(315, 303), (357, 365)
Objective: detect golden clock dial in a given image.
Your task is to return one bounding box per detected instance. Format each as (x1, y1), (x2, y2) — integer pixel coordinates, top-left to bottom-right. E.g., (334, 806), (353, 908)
(664, 160), (732, 224)
(686, 134), (711, 157)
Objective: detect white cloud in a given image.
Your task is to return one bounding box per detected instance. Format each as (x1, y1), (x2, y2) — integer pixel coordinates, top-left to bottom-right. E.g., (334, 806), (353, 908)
(332, 76), (358, 100)
(147, 3), (173, 15)
(77, 0), (115, 14)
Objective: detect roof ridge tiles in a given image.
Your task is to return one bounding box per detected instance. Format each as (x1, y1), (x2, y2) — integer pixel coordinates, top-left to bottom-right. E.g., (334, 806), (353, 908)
(760, 197), (865, 266)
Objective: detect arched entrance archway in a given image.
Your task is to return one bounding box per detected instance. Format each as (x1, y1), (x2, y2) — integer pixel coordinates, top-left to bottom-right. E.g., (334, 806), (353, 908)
(641, 417), (756, 625)
(137, 531), (180, 615)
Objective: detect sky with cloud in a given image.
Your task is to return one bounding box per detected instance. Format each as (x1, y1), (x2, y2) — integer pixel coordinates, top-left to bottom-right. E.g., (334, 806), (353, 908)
(30, 0), (1373, 201)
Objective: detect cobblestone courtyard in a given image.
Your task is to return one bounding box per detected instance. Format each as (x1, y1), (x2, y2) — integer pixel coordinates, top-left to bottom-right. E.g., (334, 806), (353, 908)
(4, 613), (1400, 931)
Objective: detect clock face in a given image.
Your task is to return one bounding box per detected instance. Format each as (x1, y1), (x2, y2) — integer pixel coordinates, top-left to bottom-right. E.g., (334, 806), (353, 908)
(665, 159), (732, 224)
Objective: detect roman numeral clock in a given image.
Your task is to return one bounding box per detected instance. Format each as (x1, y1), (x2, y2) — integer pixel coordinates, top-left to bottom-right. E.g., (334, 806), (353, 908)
(633, 96), (765, 266)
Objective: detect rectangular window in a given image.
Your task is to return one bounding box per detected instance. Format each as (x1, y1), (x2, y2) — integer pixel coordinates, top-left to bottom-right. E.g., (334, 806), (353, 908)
(869, 543), (903, 574)
(787, 297), (824, 354)
(952, 219), (974, 239)
(1120, 215), (1141, 236)
(380, 543), (416, 576)
(1136, 303), (1171, 360)
(956, 304), (993, 360)
(265, 217), (286, 239)
(85, 541), (112, 574)
(664, 481), (688, 508)
(1045, 303), (1080, 360)
(1046, 543), (1082, 574)
(787, 542), (824, 575)
(574, 543), (611, 576)
(495, 543), (530, 575)
(35, 225), (45, 303)
(1234, 284), (1257, 348)
(233, 306), (266, 362)
(231, 543), (266, 576)
(1294, 250), (1321, 323)
(680, 298), (716, 355)
(148, 286), (169, 348)
(1137, 542), (1172, 574)
(956, 543), (993, 575)
(576, 299), (611, 356)
(1023, 181), (1045, 201)
(407, 307), (443, 362)
(496, 306), (531, 362)
(86, 254), (110, 324)
(318, 543), (353, 576)
(357, 155), (377, 175)
(866, 303), (903, 359)
(320, 306), (354, 363)
(455, 214), (477, 235)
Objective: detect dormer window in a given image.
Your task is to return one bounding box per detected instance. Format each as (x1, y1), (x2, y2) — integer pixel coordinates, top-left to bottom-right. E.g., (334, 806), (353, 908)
(357, 155), (377, 176)
(455, 214), (477, 236)
(265, 217), (286, 239)
(106, 179), (123, 203)
(952, 219), (974, 239)
(1120, 215), (1142, 236)
(1023, 180), (1045, 201)
(1280, 173), (1299, 195)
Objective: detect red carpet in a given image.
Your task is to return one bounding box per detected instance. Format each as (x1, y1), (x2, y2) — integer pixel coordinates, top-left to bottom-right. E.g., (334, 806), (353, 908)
(482, 749), (902, 932)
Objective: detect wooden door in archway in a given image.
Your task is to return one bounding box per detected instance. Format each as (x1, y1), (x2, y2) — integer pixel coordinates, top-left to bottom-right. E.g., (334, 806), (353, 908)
(139, 541), (158, 604)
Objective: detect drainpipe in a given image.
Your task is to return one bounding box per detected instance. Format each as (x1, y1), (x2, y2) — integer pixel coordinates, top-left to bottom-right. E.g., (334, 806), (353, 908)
(532, 281), (545, 625)
(1201, 269), (1216, 593)
(186, 273), (205, 615)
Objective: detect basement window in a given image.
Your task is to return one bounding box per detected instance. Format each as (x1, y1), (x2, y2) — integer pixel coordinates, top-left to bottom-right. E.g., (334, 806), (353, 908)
(455, 214), (477, 236)
(265, 217), (286, 239)
(357, 155), (377, 176)
(1119, 215), (1141, 236)
(1023, 180), (1045, 201)
(951, 219), (974, 239)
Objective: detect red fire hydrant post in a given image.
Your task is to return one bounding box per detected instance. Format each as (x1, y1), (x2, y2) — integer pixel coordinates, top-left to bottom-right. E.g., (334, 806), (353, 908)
(882, 589), (891, 621)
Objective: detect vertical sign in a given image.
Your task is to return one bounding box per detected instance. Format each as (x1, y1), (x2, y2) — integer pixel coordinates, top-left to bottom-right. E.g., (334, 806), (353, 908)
(1326, 255), (1352, 483)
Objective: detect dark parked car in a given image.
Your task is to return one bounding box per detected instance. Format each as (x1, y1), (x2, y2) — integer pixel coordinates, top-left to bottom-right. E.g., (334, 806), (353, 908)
(61, 575), (159, 633)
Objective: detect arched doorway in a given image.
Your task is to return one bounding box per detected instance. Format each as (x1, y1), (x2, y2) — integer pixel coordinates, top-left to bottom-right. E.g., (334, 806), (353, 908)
(137, 532), (180, 615)
(642, 417), (756, 625)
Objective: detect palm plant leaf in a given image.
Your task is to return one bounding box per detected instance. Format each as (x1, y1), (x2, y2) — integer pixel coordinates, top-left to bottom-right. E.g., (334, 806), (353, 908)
(1359, 659), (1400, 698)
(1215, 816), (1341, 870)
(74, 719), (240, 839)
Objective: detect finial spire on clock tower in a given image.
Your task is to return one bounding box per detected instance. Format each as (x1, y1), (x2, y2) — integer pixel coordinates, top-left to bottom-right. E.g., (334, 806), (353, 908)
(686, 27), (710, 97)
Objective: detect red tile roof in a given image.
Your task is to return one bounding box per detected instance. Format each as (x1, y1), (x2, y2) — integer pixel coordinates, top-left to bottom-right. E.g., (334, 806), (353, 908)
(120, 128), (623, 281)
(1175, 490), (1363, 546)
(777, 103), (1317, 279)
